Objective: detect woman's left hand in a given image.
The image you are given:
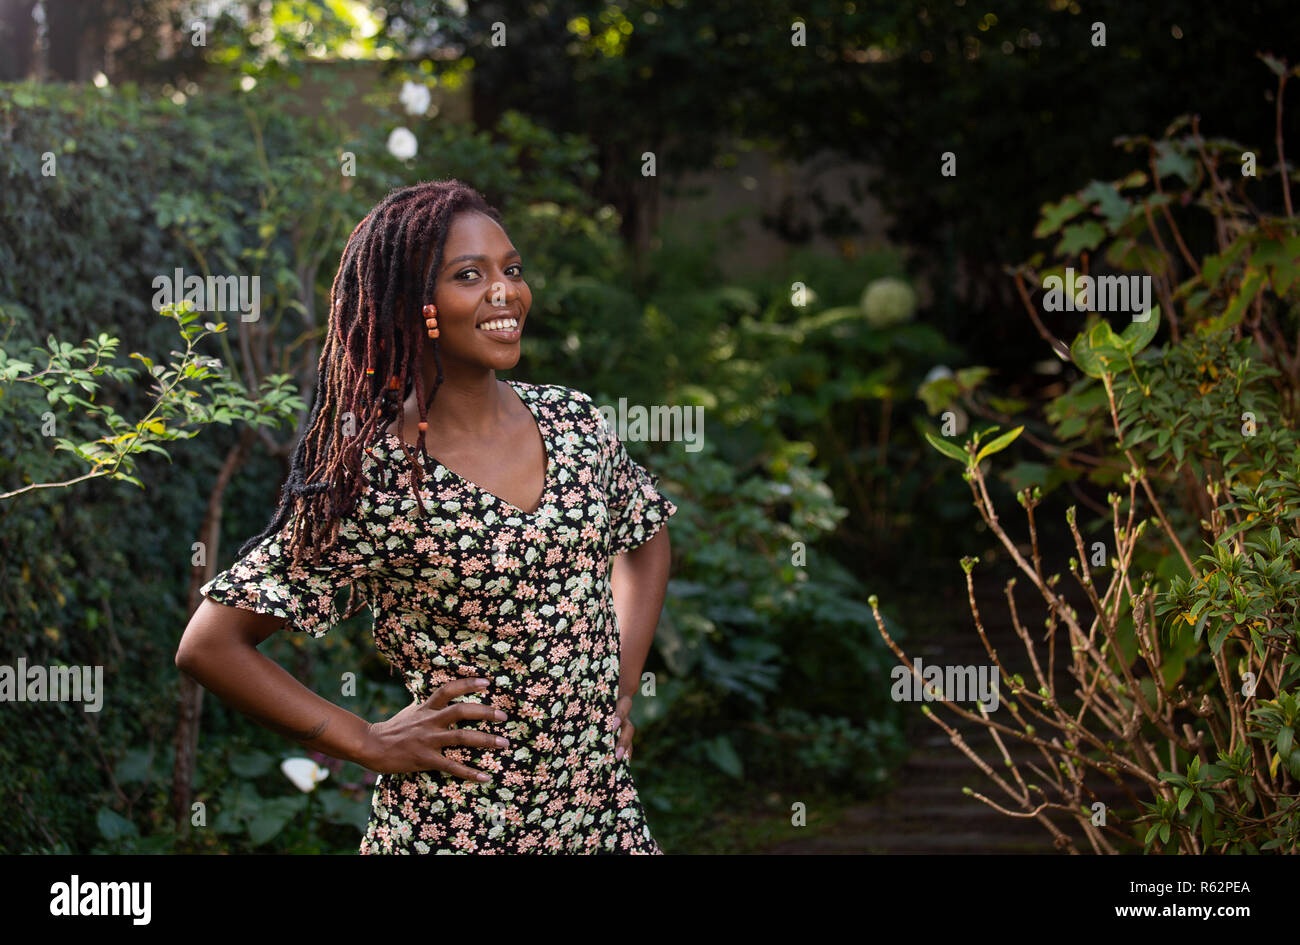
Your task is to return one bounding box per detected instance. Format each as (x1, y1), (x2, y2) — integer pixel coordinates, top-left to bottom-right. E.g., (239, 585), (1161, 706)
(613, 693), (635, 762)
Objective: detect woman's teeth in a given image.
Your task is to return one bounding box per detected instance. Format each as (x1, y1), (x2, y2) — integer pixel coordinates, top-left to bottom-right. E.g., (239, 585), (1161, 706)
(478, 318), (519, 331)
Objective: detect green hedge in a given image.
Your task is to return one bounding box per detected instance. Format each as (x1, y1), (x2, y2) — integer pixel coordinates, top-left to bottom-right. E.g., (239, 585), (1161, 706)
(0, 78), (916, 852)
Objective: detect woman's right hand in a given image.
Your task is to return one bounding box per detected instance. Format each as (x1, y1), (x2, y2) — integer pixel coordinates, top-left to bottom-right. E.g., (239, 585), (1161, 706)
(360, 677), (508, 779)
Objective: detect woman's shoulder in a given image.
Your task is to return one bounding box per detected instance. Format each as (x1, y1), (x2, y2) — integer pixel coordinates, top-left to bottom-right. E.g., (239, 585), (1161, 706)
(510, 379), (598, 412)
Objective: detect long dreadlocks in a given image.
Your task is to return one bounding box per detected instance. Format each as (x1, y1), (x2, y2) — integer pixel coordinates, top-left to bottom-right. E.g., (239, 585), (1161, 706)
(235, 179), (506, 568)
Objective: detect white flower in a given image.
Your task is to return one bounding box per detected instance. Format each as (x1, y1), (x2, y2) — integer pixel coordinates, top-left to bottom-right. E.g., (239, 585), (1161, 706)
(399, 80), (431, 116)
(861, 276), (917, 327)
(386, 126), (418, 160)
(923, 365), (953, 385)
(281, 757), (330, 793)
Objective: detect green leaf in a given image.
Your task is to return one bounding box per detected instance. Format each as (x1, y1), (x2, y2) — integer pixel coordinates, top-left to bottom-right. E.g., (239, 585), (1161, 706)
(1210, 268), (1266, 331)
(1260, 52), (1287, 76)
(229, 750), (274, 778)
(113, 748), (155, 784)
(704, 735), (744, 779)
(1119, 304), (1160, 354)
(96, 806), (139, 841)
(1034, 195), (1086, 237)
(1070, 329), (1107, 379)
(975, 426), (1024, 463)
(1153, 142), (1197, 186)
(1057, 221), (1107, 256)
(1087, 320), (1126, 359)
(925, 431), (970, 464)
(246, 795), (307, 846)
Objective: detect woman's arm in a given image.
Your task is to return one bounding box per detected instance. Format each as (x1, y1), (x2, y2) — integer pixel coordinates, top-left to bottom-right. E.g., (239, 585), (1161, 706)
(177, 599), (506, 778)
(176, 598), (376, 764)
(609, 524), (671, 756)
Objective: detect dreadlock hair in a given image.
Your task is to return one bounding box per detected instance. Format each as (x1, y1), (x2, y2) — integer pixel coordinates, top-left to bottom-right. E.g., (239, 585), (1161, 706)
(235, 179), (506, 570)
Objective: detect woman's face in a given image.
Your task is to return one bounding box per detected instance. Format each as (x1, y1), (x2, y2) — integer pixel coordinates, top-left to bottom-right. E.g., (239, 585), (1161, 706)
(427, 210), (532, 371)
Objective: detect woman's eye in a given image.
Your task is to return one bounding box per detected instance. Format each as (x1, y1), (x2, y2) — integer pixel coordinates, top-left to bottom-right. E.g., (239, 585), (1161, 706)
(456, 265), (523, 280)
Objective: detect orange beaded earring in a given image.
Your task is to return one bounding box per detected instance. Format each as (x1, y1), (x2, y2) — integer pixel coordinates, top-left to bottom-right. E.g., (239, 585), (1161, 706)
(418, 304), (437, 434)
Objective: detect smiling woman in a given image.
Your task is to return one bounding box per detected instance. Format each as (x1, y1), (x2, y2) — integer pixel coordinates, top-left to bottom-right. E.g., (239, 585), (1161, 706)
(175, 179), (678, 854)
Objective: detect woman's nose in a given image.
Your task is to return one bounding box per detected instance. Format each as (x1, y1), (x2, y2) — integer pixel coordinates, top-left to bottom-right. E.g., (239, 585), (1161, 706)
(487, 279), (521, 304)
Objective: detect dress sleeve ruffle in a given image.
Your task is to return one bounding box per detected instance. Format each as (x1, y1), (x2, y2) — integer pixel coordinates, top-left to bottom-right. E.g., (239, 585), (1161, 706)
(582, 392), (678, 555)
(201, 505), (378, 638)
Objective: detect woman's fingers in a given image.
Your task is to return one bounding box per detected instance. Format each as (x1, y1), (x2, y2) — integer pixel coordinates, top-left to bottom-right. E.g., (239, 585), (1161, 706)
(615, 719), (634, 760)
(429, 757), (496, 782)
(425, 676), (491, 709)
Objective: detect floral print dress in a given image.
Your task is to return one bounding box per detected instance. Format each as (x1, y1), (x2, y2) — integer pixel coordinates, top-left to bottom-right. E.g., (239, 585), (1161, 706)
(200, 379), (677, 854)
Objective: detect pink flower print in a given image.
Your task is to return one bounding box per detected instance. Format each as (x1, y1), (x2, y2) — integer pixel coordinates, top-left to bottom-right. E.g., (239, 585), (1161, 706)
(388, 516), (418, 535)
(450, 830), (478, 852)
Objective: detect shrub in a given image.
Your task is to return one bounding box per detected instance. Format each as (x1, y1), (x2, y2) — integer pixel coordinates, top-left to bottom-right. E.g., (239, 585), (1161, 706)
(878, 58), (1300, 853)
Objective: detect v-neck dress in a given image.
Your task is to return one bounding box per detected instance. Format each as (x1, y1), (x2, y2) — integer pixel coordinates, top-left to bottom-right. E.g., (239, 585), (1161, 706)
(199, 379), (678, 854)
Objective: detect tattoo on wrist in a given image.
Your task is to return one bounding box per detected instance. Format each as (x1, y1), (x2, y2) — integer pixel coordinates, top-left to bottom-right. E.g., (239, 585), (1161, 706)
(250, 713), (329, 743)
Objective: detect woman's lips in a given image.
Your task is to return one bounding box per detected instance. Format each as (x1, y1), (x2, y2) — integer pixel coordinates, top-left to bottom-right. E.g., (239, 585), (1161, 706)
(477, 317), (522, 341)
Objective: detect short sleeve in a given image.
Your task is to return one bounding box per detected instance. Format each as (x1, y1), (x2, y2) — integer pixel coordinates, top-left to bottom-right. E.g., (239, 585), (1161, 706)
(200, 505), (378, 638)
(589, 398), (678, 555)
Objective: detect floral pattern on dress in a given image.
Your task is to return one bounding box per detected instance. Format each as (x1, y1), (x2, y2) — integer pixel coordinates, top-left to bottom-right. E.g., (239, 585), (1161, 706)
(200, 379), (677, 854)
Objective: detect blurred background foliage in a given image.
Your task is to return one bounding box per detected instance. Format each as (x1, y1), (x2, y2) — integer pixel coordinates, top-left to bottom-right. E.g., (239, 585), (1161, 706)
(1, 0), (1298, 853)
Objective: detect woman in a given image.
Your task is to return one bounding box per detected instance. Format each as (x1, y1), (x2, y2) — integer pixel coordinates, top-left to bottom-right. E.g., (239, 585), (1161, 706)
(175, 179), (676, 854)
